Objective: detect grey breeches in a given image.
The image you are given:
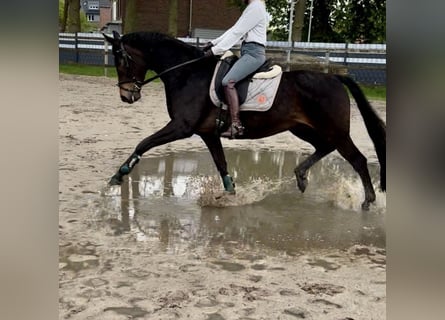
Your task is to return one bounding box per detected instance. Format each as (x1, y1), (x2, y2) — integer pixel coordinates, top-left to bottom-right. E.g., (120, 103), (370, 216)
(222, 42), (266, 86)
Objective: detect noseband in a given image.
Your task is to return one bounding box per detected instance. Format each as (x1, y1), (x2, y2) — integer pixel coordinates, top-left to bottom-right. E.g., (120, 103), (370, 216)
(116, 80), (142, 93)
(115, 42), (142, 93)
(115, 42), (206, 93)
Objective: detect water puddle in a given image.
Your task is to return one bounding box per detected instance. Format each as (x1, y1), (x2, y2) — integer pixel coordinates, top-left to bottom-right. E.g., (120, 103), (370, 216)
(101, 149), (385, 254)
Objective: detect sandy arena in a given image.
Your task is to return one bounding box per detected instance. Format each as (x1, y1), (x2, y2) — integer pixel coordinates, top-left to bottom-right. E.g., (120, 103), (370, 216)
(59, 74), (386, 320)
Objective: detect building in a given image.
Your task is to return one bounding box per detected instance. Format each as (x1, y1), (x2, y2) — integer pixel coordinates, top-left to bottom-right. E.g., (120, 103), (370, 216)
(80, 1), (100, 24)
(80, 0), (123, 32)
(119, 0), (241, 38)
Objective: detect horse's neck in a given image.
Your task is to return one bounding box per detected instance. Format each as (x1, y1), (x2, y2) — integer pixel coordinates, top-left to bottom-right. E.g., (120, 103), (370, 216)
(151, 47), (198, 84)
(146, 39), (214, 96)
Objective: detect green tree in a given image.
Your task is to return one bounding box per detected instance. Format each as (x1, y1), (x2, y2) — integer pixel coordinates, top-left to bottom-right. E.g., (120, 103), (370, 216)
(59, 0), (94, 32)
(59, 0), (68, 31)
(293, 0), (307, 41)
(265, 0), (291, 40)
(168, 0), (179, 37)
(266, 0), (307, 42)
(123, 0), (138, 33)
(370, 0), (386, 43)
(303, 0), (344, 42)
(350, 0), (385, 43)
(332, 0), (386, 43)
(67, 0), (81, 32)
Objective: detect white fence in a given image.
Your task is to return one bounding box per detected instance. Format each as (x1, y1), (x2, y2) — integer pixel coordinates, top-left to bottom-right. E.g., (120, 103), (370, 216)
(59, 32), (386, 84)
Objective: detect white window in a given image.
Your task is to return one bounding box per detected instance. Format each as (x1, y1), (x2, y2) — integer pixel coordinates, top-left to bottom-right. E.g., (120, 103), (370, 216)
(88, 1), (99, 10)
(87, 14), (96, 21)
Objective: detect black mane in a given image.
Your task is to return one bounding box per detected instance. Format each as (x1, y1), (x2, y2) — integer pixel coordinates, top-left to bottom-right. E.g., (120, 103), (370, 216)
(121, 32), (202, 59)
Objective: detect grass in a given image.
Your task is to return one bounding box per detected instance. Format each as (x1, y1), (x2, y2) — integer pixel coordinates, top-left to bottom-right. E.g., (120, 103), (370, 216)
(59, 64), (386, 100)
(360, 84), (386, 101)
(59, 64), (118, 77)
(59, 63), (159, 82)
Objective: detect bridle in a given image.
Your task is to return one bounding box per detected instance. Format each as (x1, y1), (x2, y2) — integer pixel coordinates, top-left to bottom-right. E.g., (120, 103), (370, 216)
(115, 42), (141, 93)
(115, 42), (206, 93)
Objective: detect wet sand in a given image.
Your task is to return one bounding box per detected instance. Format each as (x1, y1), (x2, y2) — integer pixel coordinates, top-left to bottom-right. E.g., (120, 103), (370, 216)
(59, 74), (386, 319)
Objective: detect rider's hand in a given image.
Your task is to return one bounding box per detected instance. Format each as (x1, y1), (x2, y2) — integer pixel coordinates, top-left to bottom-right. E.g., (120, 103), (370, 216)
(204, 49), (214, 58)
(202, 41), (214, 52)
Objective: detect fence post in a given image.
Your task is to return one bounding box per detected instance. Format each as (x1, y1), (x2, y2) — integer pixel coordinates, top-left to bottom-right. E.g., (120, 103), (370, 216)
(75, 32), (79, 64)
(104, 39), (109, 77)
(286, 41), (293, 72)
(344, 42), (349, 65)
(324, 51), (330, 73)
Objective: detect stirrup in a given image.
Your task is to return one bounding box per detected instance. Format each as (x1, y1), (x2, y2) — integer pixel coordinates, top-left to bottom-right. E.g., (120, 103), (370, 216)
(221, 123), (244, 139)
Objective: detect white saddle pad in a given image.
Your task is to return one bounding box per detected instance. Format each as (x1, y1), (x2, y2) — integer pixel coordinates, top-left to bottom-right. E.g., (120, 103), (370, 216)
(209, 52), (283, 112)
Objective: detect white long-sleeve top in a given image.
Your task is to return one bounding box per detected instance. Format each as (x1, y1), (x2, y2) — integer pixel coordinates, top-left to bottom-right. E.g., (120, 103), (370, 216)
(210, 0), (269, 56)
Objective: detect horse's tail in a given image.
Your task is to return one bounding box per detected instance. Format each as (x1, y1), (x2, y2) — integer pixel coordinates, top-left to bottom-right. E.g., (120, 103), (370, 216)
(336, 75), (386, 191)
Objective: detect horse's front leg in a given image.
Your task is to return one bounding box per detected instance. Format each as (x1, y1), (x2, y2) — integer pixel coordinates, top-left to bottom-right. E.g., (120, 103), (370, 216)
(109, 120), (193, 185)
(109, 152), (141, 185)
(200, 133), (235, 194)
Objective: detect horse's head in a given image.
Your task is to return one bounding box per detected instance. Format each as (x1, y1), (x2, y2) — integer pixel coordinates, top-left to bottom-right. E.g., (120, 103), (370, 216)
(103, 31), (147, 104)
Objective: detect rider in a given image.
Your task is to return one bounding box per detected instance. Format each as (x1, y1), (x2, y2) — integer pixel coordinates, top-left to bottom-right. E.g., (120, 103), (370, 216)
(203, 0), (269, 138)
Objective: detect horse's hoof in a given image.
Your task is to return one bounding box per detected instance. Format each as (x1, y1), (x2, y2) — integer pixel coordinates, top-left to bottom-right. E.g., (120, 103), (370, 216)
(295, 170), (308, 193)
(222, 175), (236, 193)
(297, 181), (307, 193)
(361, 201), (370, 211)
(109, 174), (123, 186)
(296, 176), (307, 193)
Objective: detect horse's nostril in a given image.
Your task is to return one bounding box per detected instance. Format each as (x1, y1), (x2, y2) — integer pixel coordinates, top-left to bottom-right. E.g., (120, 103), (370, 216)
(120, 95), (133, 104)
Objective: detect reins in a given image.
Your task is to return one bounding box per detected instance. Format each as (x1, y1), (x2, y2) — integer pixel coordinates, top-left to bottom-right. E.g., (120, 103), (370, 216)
(138, 56), (205, 86)
(116, 45), (206, 90)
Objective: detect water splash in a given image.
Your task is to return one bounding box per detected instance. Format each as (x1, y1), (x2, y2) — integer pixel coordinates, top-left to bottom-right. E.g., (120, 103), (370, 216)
(317, 173), (386, 213)
(99, 150), (386, 214)
(197, 175), (293, 207)
(331, 176), (366, 211)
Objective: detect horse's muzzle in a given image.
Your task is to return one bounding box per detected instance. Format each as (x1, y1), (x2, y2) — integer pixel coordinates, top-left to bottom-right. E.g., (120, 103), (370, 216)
(121, 95), (135, 104)
(120, 90), (141, 104)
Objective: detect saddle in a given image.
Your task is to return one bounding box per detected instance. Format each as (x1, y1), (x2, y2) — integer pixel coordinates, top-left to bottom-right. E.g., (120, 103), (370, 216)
(210, 51), (283, 112)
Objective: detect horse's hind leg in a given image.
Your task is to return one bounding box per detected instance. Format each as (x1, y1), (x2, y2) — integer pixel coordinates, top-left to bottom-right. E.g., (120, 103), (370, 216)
(289, 127), (334, 193)
(200, 133), (235, 193)
(336, 136), (376, 210)
(295, 147), (334, 193)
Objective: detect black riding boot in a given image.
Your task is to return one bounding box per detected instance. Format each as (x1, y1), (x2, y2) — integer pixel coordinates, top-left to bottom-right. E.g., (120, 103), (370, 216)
(221, 80), (244, 138)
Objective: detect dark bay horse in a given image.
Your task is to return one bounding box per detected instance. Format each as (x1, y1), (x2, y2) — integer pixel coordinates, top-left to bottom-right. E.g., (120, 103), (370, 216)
(103, 31), (386, 210)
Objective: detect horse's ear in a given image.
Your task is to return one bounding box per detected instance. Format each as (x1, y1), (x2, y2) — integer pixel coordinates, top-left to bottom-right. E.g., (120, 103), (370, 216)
(102, 33), (116, 45)
(103, 31), (121, 44)
(112, 30), (121, 40)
